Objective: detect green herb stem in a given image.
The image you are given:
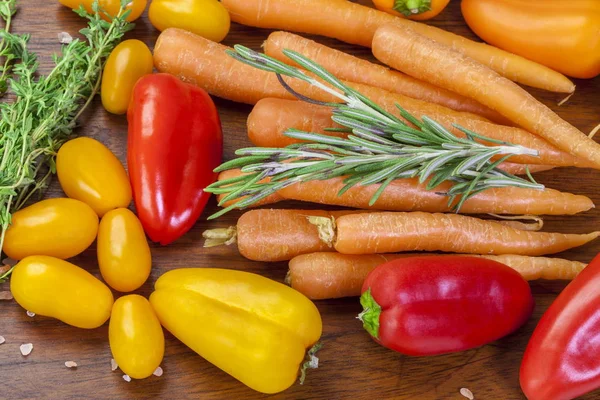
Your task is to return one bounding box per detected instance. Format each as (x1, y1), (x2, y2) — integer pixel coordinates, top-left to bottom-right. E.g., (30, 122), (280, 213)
(0, 0), (134, 270)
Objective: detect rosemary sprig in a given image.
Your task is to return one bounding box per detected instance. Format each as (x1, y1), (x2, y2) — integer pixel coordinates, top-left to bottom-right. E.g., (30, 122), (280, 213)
(205, 46), (544, 219)
(0, 0), (134, 268)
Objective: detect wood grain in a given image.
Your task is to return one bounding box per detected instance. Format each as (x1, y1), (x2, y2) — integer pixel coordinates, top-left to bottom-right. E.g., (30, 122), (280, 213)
(1, 0), (599, 399)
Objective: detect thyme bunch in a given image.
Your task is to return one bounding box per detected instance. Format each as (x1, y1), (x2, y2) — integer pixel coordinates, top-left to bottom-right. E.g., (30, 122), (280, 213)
(0, 0), (134, 280)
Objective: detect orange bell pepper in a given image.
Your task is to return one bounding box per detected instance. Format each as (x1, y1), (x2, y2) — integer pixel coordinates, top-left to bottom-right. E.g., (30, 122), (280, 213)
(461, 0), (600, 79)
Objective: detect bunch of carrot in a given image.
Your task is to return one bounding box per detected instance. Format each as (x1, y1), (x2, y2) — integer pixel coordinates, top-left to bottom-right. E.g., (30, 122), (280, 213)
(151, 0), (598, 300)
(202, 209), (596, 298)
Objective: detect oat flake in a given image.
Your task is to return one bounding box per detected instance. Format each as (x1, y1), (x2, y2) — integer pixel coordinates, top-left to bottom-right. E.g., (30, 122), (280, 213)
(0, 336), (5, 345)
(65, 361), (78, 368)
(111, 358), (118, 371)
(26, 310), (35, 317)
(20, 343), (33, 356)
(153, 366), (163, 377)
(57, 32), (73, 44)
(122, 374), (131, 382)
(460, 388), (474, 400)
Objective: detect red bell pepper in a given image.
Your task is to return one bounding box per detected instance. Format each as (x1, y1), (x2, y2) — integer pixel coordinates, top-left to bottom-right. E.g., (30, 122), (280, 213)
(359, 256), (534, 356)
(127, 73), (222, 245)
(521, 253), (600, 400)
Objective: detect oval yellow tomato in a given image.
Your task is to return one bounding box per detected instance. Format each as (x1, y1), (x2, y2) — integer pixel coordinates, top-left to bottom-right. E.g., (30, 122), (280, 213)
(101, 39), (153, 115)
(11, 256), (114, 329)
(97, 208), (151, 292)
(109, 295), (164, 379)
(57, 137), (132, 216)
(149, 0), (230, 43)
(59, 0), (147, 22)
(3, 198), (99, 260)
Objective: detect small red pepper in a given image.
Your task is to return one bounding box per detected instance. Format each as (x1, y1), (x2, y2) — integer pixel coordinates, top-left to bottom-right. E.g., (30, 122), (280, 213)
(127, 73), (222, 245)
(520, 253), (600, 400)
(360, 256), (534, 356)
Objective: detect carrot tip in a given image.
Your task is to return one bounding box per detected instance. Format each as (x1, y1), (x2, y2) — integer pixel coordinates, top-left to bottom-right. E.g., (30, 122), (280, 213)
(558, 91), (575, 106)
(589, 123), (600, 139)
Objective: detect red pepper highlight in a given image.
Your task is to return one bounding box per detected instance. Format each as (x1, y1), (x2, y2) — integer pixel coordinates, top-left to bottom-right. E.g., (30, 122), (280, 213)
(360, 256), (534, 356)
(520, 253), (600, 400)
(127, 73), (223, 245)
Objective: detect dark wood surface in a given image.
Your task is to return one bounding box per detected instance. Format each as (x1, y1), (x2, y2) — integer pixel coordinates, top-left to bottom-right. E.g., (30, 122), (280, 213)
(1, 1), (599, 399)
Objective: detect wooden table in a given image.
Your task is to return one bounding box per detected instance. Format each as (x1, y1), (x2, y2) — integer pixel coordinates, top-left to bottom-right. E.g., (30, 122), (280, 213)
(1, 1), (599, 399)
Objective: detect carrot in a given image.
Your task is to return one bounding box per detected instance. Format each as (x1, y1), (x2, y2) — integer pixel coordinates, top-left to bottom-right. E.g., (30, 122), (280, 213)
(327, 212), (599, 256)
(247, 99), (345, 147)
(202, 209), (358, 262)
(221, 0), (575, 93)
(498, 163), (554, 176)
(248, 98), (592, 168)
(216, 169), (285, 207)
(216, 170), (594, 216)
(288, 252), (586, 299)
(372, 24), (600, 169)
(153, 28), (490, 125)
(263, 31), (508, 123)
(204, 209), (598, 261)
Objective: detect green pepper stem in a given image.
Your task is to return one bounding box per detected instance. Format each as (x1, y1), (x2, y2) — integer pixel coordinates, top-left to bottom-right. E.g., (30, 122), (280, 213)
(358, 289), (382, 339)
(393, 0), (432, 16)
(299, 342), (323, 385)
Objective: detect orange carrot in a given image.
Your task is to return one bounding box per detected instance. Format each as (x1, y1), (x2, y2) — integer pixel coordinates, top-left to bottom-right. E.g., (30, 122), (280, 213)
(202, 209), (359, 262)
(248, 98), (592, 168)
(247, 99), (345, 147)
(328, 212), (599, 256)
(221, 0), (575, 93)
(288, 252), (586, 299)
(497, 163), (554, 176)
(153, 29), (490, 126)
(278, 177), (593, 216)
(264, 31), (508, 123)
(372, 24), (600, 169)
(216, 169), (285, 207)
(204, 209), (598, 261)
(216, 170), (594, 216)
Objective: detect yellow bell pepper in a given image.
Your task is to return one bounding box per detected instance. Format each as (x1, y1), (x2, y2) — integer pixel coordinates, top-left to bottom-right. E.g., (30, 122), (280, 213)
(148, 0), (230, 43)
(149, 268), (323, 394)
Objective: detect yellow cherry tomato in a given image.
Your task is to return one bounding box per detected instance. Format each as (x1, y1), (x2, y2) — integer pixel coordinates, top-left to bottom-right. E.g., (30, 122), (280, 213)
(97, 208), (151, 292)
(149, 0), (230, 43)
(101, 40), (153, 115)
(11, 256), (114, 329)
(109, 295), (165, 379)
(57, 138), (132, 216)
(3, 198), (99, 260)
(59, 0), (147, 22)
